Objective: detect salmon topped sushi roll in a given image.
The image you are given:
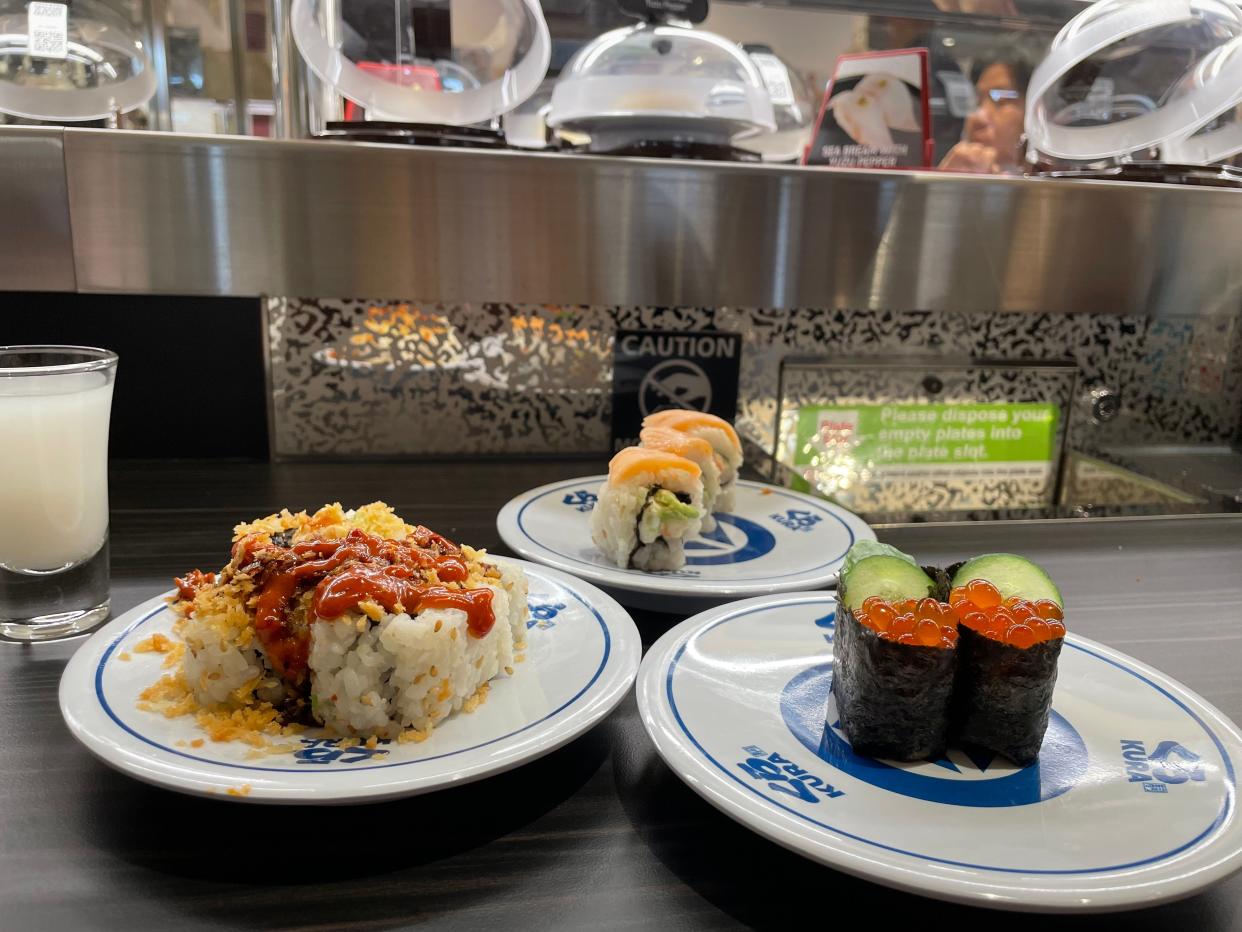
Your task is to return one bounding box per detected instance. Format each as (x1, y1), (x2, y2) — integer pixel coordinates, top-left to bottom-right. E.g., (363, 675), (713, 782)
(640, 426), (722, 531)
(591, 447), (704, 571)
(640, 410), (743, 511)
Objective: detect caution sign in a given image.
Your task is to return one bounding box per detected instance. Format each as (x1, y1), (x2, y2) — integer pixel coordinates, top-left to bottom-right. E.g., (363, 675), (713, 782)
(611, 330), (741, 451)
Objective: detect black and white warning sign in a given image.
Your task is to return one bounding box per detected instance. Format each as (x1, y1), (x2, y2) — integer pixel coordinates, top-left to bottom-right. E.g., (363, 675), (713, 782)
(610, 329), (741, 451)
(27, 2), (68, 60)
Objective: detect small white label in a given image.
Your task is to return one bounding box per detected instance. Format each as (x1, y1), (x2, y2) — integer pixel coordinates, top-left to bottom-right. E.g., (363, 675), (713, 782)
(1083, 77), (1117, 122)
(938, 70), (976, 118)
(27, 1), (68, 60)
(750, 53), (795, 107)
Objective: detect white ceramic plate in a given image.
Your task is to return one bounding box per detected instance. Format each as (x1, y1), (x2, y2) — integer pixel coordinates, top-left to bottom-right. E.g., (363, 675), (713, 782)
(60, 560), (640, 804)
(637, 592), (1242, 912)
(497, 477), (874, 612)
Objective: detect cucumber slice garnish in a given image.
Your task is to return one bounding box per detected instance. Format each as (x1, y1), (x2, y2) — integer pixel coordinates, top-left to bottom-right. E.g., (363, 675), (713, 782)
(840, 540), (918, 579)
(950, 553), (1063, 608)
(840, 554), (937, 615)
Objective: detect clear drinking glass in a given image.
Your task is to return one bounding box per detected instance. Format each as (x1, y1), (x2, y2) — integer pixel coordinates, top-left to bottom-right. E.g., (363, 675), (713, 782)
(0, 346), (117, 642)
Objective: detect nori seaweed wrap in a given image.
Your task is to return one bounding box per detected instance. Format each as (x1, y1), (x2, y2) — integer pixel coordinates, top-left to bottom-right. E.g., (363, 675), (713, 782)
(832, 561), (957, 762)
(831, 546), (1067, 767)
(945, 559), (1066, 766)
(951, 626), (1063, 766)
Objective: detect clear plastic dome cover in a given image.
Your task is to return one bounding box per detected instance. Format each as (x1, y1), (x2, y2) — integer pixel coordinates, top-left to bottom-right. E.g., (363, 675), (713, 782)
(739, 46), (815, 162)
(291, 0), (550, 125)
(547, 21), (776, 146)
(1162, 34), (1242, 162)
(1027, 0), (1242, 162)
(0, 0), (155, 121)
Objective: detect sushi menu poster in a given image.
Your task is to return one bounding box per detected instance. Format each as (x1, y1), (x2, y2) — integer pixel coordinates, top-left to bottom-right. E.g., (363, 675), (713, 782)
(611, 330), (741, 452)
(804, 49), (933, 169)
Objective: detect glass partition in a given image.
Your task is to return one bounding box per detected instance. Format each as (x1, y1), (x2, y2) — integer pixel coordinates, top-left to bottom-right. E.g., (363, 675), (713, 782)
(6, 0), (1238, 172)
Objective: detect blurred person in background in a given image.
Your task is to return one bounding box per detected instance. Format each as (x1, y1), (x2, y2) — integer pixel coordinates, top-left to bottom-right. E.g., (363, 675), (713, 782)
(939, 55), (1032, 173)
(867, 1), (1041, 171)
(934, 0), (1019, 13)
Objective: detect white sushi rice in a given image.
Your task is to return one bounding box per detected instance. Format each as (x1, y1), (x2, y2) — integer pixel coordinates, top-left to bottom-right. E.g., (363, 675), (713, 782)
(310, 584), (514, 737)
(181, 562), (529, 739)
(697, 457), (723, 531)
(181, 624), (274, 705)
(684, 426), (740, 512)
(591, 480), (704, 571)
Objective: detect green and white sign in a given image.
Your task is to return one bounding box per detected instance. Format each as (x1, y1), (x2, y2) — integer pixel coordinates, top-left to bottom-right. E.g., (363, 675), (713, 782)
(794, 403), (1059, 480)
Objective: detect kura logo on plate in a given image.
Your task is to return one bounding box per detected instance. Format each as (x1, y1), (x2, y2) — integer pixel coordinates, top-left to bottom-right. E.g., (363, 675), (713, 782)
(293, 737), (390, 765)
(1122, 739), (1206, 792)
(770, 509), (823, 533)
(562, 490), (598, 512)
(684, 514), (776, 565)
(526, 601), (565, 631)
(780, 612), (1090, 808)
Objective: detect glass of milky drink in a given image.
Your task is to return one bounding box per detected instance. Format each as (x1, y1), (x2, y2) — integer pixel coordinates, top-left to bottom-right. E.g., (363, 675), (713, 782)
(0, 346), (117, 641)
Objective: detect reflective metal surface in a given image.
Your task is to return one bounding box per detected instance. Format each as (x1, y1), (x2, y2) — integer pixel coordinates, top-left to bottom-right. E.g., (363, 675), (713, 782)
(0, 128), (75, 292)
(268, 0), (310, 138)
(3, 126), (1240, 312)
(142, 0), (172, 132)
(226, 0), (249, 136)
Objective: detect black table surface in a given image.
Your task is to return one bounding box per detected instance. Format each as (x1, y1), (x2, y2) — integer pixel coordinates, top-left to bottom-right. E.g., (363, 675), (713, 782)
(4, 459), (1241, 931)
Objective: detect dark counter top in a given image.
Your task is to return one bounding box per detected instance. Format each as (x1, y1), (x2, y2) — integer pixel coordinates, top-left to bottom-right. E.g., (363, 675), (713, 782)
(3, 459), (1241, 930)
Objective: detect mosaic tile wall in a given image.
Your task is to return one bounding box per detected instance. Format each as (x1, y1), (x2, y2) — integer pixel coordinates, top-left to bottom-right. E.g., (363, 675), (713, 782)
(265, 298), (1242, 463)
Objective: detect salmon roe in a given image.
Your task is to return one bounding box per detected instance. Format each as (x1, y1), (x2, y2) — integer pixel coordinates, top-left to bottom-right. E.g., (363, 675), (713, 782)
(856, 596), (957, 649)
(947, 582), (1065, 646)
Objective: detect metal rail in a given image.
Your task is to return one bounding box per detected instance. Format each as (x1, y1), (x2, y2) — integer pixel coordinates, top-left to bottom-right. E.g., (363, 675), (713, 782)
(3, 125), (1242, 315)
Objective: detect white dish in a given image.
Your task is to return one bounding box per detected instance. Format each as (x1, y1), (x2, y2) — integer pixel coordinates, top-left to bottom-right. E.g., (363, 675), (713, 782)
(60, 560), (640, 804)
(496, 477), (874, 612)
(637, 592), (1242, 912)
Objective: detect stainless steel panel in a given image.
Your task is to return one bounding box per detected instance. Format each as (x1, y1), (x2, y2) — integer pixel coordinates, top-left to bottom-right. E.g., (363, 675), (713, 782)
(44, 127), (1242, 312)
(0, 128), (75, 293)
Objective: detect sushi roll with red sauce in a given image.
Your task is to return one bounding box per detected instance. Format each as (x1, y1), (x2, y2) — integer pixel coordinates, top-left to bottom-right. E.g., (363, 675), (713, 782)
(946, 554), (1066, 766)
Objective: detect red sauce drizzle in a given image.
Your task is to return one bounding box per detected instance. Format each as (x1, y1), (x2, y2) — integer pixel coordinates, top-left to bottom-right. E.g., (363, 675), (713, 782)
(312, 565), (494, 636)
(173, 569), (216, 602)
(231, 534), (262, 566)
(235, 528), (493, 682)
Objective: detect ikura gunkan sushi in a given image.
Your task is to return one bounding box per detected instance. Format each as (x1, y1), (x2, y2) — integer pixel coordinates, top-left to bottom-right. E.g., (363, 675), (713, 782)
(141, 502), (529, 746)
(590, 447), (705, 571)
(832, 543), (958, 761)
(831, 543), (1067, 765)
(946, 554), (1067, 766)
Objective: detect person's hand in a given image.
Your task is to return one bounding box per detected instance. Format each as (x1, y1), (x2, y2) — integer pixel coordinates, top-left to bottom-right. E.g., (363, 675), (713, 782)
(939, 142), (1002, 174)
